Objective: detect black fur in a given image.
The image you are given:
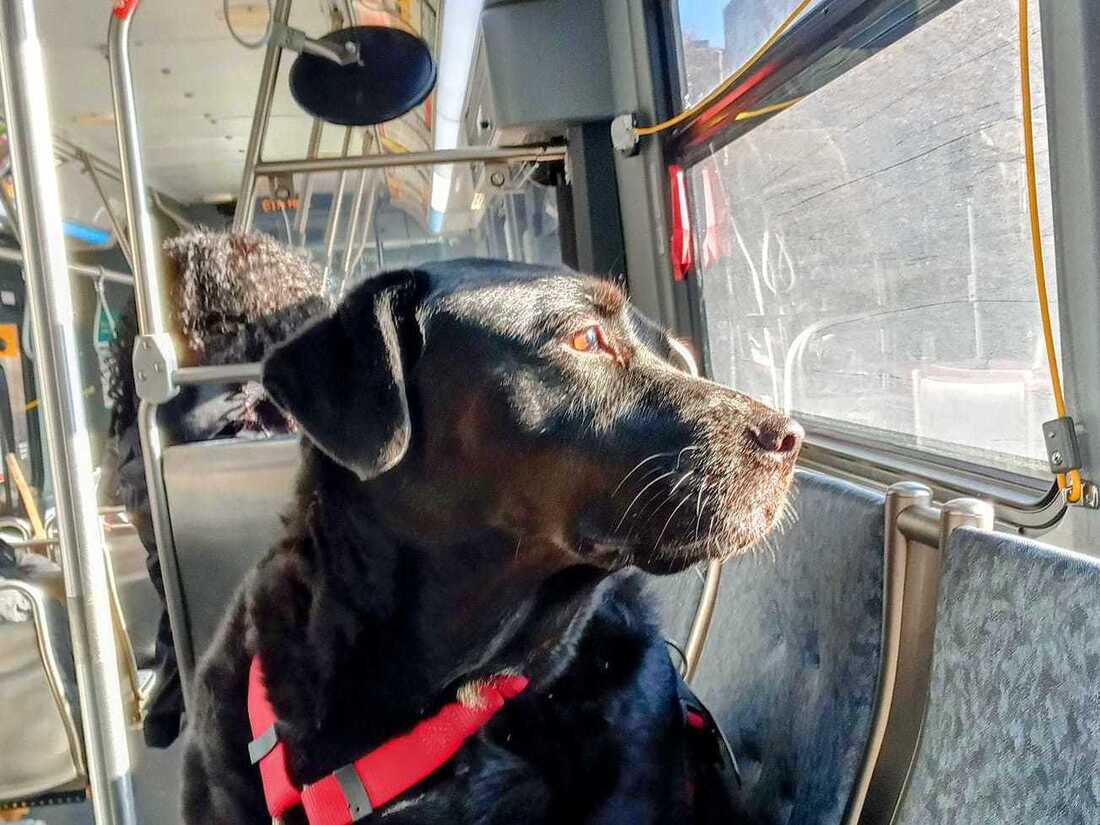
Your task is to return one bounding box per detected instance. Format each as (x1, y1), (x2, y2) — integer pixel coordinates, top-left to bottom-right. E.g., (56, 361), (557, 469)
(182, 260), (800, 824)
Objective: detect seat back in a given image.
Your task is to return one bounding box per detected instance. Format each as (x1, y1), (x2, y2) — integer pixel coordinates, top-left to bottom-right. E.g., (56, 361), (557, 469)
(893, 528), (1100, 825)
(691, 470), (887, 825)
(0, 573), (86, 804)
(644, 566), (704, 668)
(161, 436), (299, 671)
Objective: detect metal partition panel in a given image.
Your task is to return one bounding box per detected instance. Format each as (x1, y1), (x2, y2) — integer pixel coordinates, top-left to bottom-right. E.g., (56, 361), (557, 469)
(161, 437), (300, 667)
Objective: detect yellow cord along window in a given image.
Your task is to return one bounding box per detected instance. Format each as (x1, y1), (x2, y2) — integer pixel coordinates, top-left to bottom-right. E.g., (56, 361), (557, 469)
(1018, 0), (1084, 503)
(680, 0), (1068, 483)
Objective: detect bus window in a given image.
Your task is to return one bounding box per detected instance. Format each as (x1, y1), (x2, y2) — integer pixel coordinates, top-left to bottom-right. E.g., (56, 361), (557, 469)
(248, 161), (561, 281)
(674, 0), (1057, 481)
(673, 0), (829, 106)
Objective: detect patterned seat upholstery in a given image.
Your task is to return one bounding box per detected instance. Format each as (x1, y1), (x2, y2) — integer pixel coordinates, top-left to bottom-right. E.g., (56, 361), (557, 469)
(692, 470), (886, 825)
(894, 528), (1100, 825)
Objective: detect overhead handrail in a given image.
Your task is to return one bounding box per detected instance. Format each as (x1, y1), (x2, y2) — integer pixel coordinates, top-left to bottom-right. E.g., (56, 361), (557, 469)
(0, 244), (133, 285)
(254, 144), (567, 176)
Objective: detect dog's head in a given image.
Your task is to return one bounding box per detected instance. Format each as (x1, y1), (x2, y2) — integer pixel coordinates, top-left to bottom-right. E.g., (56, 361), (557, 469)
(263, 260), (800, 573)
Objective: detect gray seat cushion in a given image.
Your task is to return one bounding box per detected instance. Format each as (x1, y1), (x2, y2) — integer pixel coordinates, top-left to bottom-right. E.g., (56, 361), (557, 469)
(692, 470), (886, 825)
(644, 566), (704, 661)
(895, 528), (1100, 825)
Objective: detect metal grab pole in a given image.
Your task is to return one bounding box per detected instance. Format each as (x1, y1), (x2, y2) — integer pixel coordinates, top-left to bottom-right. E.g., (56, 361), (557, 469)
(0, 1), (136, 823)
(109, 5), (167, 337)
(234, 0), (293, 231)
(255, 144), (569, 175)
(321, 126), (354, 287)
(339, 131), (373, 282)
(294, 118), (324, 243)
(0, 246), (134, 285)
(109, 0), (200, 707)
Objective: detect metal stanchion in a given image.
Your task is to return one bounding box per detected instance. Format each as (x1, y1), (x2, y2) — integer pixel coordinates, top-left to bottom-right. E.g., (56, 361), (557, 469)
(108, 0), (198, 705)
(233, 0), (293, 231)
(294, 118), (324, 243)
(0, 0), (136, 822)
(321, 127), (354, 288)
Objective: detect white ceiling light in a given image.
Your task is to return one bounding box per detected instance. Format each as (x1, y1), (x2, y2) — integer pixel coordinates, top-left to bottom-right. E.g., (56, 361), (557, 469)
(428, 0), (483, 233)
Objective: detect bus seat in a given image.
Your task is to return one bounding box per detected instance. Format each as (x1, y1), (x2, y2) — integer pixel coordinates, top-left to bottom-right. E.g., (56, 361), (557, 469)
(644, 566), (704, 662)
(691, 470), (886, 825)
(893, 528), (1100, 825)
(162, 434), (708, 671)
(161, 436), (300, 670)
(0, 571), (86, 805)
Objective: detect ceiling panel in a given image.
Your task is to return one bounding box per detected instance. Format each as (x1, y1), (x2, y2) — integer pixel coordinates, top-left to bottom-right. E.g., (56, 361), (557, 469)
(31, 1), (439, 205)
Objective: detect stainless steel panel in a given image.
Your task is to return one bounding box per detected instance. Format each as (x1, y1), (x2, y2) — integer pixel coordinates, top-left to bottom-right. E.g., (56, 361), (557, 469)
(161, 437), (300, 666)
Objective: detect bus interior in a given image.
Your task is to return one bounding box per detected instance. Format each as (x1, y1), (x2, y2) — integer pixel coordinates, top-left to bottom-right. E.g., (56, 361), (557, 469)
(0, 0), (1098, 823)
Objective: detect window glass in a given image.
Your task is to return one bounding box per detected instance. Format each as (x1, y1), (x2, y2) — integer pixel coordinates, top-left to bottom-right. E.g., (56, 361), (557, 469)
(675, 0), (827, 106)
(251, 161), (561, 288)
(688, 0), (1058, 478)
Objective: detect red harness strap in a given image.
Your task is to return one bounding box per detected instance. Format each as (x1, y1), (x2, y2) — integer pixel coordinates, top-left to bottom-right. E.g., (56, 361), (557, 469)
(247, 657), (528, 824)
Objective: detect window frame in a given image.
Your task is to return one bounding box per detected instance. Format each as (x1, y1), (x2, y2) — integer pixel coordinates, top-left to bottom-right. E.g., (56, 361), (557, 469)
(658, 0), (1066, 523)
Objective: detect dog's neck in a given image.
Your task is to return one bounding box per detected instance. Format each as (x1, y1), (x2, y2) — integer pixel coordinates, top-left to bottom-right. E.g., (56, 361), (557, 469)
(250, 449), (611, 778)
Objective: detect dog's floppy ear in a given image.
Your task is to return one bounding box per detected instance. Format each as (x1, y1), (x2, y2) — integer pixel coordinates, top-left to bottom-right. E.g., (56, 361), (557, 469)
(262, 270), (426, 480)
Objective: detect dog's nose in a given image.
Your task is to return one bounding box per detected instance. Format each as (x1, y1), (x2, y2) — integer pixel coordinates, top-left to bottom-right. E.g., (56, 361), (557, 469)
(746, 418), (804, 458)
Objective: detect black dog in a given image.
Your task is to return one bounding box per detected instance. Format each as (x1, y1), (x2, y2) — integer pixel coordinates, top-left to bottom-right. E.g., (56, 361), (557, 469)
(181, 259), (801, 824)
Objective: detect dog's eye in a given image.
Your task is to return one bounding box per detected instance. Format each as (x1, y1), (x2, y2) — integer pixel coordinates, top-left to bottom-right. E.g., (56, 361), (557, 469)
(569, 325), (605, 354)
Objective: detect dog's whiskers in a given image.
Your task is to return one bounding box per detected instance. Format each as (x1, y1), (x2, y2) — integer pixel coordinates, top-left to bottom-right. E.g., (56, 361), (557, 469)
(613, 452), (671, 497)
(615, 469), (677, 532)
(629, 470), (696, 534)
(654, 493), (695, 552)
(693, 484), (709, 545)
(673, 444), (701, 471)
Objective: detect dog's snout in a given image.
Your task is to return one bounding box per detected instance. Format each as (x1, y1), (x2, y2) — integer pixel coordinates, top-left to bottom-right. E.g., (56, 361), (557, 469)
(746, 418), (804, 458)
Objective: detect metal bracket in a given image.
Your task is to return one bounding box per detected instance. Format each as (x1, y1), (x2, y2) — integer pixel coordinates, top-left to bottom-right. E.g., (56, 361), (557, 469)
(132, 333), (179, 404)
(1042, 416), (1082, 473)
(269, 22), (359, 66)
(611, 112), (640, 156)
(1078, 482), (1100, 509)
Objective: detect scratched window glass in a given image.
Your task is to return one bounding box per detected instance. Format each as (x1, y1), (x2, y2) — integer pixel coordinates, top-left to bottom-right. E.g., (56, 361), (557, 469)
(688, 0), (1058, 477)
(675, 0), (831, 106)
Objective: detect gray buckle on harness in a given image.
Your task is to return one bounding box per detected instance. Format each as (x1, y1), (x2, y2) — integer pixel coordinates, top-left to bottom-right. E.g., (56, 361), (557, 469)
(249, 725), (279, 765)
(334, 764), (374, 821)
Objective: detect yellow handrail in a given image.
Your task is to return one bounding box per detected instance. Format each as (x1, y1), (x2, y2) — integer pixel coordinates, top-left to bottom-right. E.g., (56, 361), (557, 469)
(1019, 0), (1083, 503)
(636, 0), (812, 137)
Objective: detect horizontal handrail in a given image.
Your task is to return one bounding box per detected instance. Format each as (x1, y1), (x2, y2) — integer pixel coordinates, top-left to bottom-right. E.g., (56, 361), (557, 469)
(254, 144), (567, 175)
(0, 245), (133, 285)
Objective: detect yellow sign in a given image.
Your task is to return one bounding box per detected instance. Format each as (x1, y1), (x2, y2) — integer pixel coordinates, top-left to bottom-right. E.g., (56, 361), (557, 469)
(0, 322), (20, 359)
(260, 196), (300, 213)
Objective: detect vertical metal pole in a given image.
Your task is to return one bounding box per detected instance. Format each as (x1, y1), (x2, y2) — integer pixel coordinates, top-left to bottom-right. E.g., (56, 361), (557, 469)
(294, 118), (324, 243)
(108, 8), (167, 336)
(0, 171), (21, 240)
(78, 149), (135, 273)
(322, 126), (354, 288)
(108, 1), (198, 708)
(0, 2), (136, 823)
(339, 129), (376, 286)
(234, 0), (293, 230)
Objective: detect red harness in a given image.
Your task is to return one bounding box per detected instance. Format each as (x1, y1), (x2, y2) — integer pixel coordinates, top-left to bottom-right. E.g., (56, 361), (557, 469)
(246, 657), (528, 824)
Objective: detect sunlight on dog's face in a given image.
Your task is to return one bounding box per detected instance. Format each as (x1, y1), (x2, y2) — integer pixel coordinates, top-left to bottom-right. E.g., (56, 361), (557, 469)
(390, 271), (803, 574)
